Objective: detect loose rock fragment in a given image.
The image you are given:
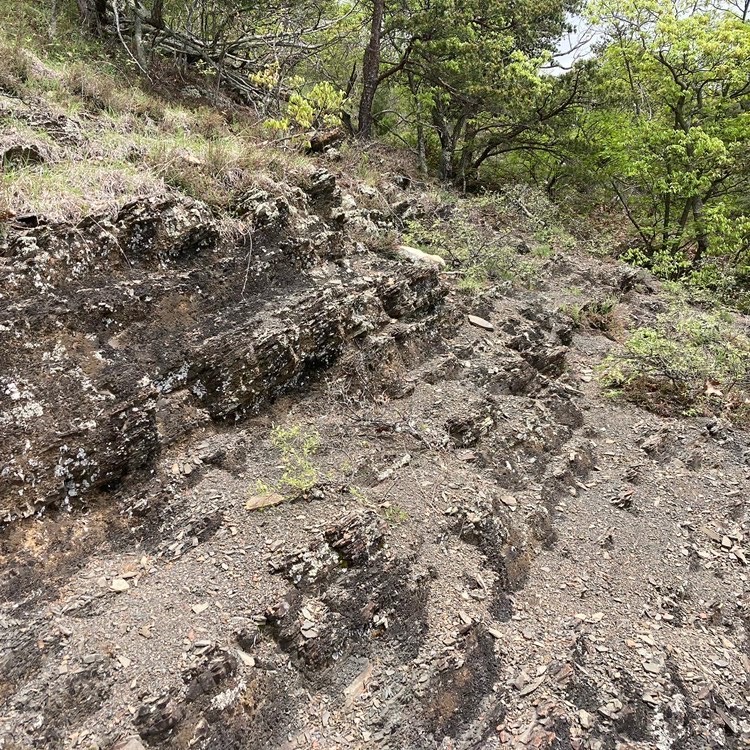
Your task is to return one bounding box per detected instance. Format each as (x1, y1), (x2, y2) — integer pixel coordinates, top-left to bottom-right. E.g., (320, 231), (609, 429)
(500, 493), (518, 509)
(397, 244), (446, 267)
(468, 314), (494, 331)
(112, 737), (147, 750)
(245, 492), (285, 511)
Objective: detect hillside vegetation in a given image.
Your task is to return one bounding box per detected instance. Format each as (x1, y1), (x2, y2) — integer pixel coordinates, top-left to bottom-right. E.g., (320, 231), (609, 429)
(3, 0), (750, 308)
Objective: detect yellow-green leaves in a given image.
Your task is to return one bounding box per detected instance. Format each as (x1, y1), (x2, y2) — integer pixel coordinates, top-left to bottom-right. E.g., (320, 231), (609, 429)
(264, 80), (345, 141)
(586, 0), (750, 281)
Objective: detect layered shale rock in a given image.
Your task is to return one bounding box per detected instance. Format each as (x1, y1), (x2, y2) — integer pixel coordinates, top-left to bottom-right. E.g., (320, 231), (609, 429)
(0, 180), (445, 522)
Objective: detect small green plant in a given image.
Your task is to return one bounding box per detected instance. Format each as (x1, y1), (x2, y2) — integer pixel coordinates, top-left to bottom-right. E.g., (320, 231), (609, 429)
(534, 226), (577, 254)
(562, 303), (583, 326)
(663, 270), (750, 315)
(532, 243), (553, 258)
(404, 193), (539, 293)
(599, 309), (750, 423)
(457, 269), (487, 295)
(563, 296), (619, 332)
(381, 503), (409, 525)
(349, 485), (368, 504)
(251, 424), (322, 502)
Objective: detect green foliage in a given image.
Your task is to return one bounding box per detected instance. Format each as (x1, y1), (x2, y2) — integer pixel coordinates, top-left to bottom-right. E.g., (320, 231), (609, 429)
(563, 297), (619, 331)
(381, 503), (409, 525)
(267, 424), (321, 498)
(384, 0), (578, 182)
(253, 424), (322, 500)
(600, 309), (750, 422)
(404, 192), (544, 293)
(534, 225), (576, 254)
(348, 485), (368, 504)
(264, 78), (345, 143)
(560, 0), (750, 297)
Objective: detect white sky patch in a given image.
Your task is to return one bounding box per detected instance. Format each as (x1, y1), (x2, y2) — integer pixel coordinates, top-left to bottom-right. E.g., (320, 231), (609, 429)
(544, 14), (602, 75)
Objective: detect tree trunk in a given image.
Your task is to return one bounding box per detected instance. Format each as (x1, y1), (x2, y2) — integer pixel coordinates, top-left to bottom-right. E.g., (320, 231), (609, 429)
(456, 122), (477, 192)
(416, 119), (427, 176)
(433, 104), (453, 181)
(150, 0), (164, 28)
(669, 198), (694, 261)
(132, 0), (148, 70)
(357, 0), (385, 139)
(448, 111), (468, 184)
(692, 196), (708, 263)
(49, 0), (59, 38)
(662, 192), (672, 252)
(76, 0), (107, 34)
(407, 71), (427, 176)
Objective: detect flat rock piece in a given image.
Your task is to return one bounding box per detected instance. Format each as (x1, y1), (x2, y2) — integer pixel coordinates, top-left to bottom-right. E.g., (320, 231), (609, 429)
(500, 494), (518, 508)
(245, 492), (285, 511)
(397, 244), (446, 267)
(112, 737), (146, 750)
(468, 314), (494, 331)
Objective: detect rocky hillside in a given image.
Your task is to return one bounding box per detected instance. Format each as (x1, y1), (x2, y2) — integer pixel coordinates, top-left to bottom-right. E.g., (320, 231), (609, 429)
(2, 42), (750, 750)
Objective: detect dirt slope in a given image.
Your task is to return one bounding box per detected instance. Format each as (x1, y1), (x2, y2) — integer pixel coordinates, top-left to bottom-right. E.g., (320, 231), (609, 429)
(2, 101), (750, 750)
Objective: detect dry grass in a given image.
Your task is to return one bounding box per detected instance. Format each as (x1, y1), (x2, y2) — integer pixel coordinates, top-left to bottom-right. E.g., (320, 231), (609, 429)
(0, 44), (230, 217)
(2, 92), (308, 220)
(63, 62), (166, 120)
(0, 4), (253, 218)
(0, 187), (12, 231)
(335, 140), (424, 188)
(0, 12), (325, 223)
(2, 92), (308, 219)
(0, 38), (32, 95)
(142, 134), (273, 207)
(2, 160), (165, 221)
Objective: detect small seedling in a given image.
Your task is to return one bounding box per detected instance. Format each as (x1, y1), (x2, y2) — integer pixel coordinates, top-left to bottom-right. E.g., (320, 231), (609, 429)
(380, 503), (408, 525)
(252, 424), (321, 503)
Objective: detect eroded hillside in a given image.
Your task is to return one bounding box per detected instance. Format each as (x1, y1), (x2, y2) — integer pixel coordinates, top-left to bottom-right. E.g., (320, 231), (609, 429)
(2, 47), (750, 750)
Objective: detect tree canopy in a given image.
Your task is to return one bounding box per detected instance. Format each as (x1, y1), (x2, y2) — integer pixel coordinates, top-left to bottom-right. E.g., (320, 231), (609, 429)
(67, 0), (750, 302)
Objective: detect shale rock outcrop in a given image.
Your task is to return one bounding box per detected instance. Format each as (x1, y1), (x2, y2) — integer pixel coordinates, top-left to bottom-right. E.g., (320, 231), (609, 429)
(0, 174), (444, 522)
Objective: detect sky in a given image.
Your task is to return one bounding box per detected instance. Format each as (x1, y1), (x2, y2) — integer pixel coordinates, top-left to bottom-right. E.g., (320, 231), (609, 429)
(547, 14), (601, 74)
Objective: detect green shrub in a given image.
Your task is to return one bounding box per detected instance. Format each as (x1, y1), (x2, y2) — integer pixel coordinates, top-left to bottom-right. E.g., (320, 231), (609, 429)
(600, 309), (750, 423)
(563, 296), (619, 332)
(404, 192), (540, 293)
(534, 225), (576, 254)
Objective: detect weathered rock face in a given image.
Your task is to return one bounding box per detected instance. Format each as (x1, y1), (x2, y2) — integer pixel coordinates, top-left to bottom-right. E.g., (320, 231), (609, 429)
(0, 178), (445, 522)
(0, 142), (47, 168)
(4, 157), (750, 750)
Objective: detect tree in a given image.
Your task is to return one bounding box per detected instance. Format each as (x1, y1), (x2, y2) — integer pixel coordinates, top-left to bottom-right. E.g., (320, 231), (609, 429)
(76, 0), (108, 34)
(357, 0), (386, 138)
(351, 0), (580, 181)
(588, 0), (750, 278)
(74, 0), (349, 104)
